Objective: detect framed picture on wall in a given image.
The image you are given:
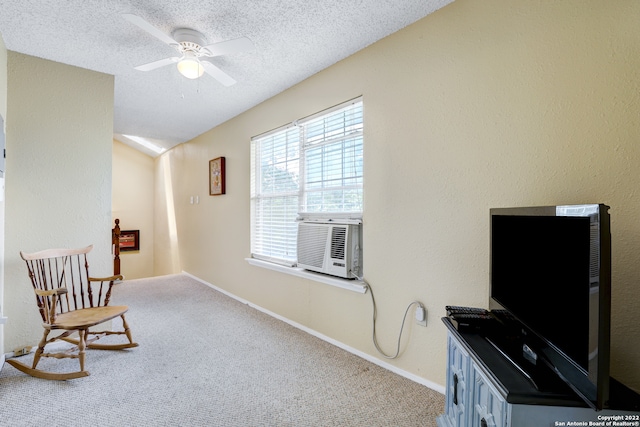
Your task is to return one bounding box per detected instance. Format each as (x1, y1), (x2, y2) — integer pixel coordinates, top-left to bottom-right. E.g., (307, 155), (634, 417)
(119, 230), (140, 251)
(209, 156), (226, 196)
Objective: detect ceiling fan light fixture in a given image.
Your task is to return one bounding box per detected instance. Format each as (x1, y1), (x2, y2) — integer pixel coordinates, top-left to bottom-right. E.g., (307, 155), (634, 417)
(177, 54), (204, 79)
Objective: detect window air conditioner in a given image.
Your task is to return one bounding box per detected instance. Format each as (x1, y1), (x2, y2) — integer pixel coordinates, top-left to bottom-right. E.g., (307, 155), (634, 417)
(297, 220), (362, 279)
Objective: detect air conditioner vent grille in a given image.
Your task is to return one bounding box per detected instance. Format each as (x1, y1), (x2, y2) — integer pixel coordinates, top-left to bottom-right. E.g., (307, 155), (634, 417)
(331, 227), (347, 260)
(297, 224), (329, 268)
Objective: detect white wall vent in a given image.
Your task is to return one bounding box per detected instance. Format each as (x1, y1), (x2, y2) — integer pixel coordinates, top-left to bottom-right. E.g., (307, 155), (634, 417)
(297, 220), (362, 279)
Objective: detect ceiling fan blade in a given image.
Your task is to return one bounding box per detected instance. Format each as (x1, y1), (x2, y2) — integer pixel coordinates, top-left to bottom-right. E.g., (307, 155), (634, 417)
(134, 57), (180, 72)
(201, 59), (236, 86)
(202, 37), (254, 57)
(123, 13), (179, 47)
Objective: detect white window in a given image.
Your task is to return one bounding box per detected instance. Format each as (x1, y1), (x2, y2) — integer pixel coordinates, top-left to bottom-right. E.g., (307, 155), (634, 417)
(250, 98), (363, 266)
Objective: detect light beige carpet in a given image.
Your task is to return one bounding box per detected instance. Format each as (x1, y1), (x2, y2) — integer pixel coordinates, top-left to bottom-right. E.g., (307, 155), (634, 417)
(0, 274), (444, 426)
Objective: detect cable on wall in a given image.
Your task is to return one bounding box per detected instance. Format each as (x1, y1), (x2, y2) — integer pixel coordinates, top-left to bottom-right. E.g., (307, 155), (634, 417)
(358, 277), (425, 360)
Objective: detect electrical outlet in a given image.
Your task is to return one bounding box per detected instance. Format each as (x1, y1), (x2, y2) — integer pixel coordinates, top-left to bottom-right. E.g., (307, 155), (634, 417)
(13, 346), (32, 357)
(415, 306), (427, 327)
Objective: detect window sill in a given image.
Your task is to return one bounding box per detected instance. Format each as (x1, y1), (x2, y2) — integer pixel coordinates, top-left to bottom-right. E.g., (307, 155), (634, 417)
(245, 258), (367, 294)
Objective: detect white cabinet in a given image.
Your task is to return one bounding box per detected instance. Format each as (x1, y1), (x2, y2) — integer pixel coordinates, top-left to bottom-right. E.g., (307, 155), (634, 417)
(437, 320), (640, 427)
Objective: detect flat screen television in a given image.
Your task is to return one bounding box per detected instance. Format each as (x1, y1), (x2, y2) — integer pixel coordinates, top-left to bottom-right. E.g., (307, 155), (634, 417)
(490, 204), (611, 410)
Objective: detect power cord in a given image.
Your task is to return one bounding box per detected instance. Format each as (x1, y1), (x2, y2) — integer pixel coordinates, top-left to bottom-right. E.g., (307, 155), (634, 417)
(358, 277), (425, 360)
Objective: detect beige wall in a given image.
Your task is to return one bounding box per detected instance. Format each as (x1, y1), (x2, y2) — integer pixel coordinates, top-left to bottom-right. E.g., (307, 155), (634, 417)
(4, 52), (114, 350)
(112, 139), (154, 279)
(153, 153), (182, 276)
(155, 0), (640, 392)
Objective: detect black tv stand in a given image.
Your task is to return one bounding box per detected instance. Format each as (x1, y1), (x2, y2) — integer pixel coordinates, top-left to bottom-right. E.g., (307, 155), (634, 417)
(484, 336), (541, 391)
(437, 317), (640, 427)
(479, 318), (578, 396)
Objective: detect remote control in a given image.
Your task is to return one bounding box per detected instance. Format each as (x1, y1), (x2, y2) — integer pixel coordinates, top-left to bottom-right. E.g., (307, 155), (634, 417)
(446, 306), (494, 332)
(446, 306), (488, 316)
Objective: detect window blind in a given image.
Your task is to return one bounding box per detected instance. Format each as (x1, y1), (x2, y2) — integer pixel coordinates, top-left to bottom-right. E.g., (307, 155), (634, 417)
(251, 98), (363, 265)
(300, 101), (363, 213)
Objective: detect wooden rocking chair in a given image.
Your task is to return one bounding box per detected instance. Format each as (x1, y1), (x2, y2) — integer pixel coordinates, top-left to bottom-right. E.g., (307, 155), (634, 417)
(6, 245), (138, 380)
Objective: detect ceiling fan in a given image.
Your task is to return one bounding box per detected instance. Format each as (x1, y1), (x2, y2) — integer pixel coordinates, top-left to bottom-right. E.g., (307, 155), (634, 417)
(123, 13), (253, 86)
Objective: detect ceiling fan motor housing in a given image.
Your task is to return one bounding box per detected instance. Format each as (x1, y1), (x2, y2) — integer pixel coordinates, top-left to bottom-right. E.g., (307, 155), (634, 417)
(172, 28), (207, 54)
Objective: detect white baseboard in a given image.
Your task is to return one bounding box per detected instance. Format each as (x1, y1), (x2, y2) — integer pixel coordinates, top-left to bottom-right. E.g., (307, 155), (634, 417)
(0, 316), (6, 369)
(182, 271), (446, 395)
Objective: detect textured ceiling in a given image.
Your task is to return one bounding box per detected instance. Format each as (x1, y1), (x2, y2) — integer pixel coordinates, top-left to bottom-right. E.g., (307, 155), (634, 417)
(0, 0), (453, 156)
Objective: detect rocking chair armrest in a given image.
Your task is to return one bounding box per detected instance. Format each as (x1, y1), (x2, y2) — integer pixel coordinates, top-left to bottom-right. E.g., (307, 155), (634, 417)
(34, 287), (68, 297)
(87, 275), (123, 308)
(89, 275), (124, 283)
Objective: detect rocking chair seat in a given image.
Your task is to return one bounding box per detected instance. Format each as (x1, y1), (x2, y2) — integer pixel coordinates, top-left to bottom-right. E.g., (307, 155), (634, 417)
(50, 305), (129, 330)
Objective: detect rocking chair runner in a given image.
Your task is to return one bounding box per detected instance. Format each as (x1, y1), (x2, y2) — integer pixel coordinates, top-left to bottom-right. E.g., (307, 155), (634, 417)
(6, 245), (138, 380)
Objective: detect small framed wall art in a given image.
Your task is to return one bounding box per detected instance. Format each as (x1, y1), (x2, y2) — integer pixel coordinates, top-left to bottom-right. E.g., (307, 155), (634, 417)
(209, 156), (226, 196)
(119, 230), (140, 251)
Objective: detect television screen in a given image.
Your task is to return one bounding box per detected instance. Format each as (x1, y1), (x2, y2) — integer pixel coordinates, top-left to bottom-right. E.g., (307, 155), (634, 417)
(490, 204), (611, 410)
